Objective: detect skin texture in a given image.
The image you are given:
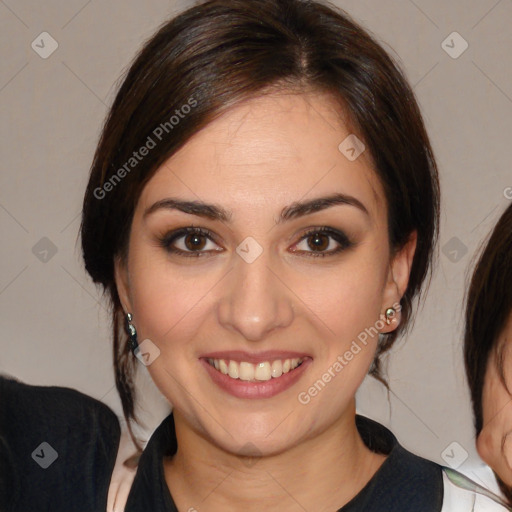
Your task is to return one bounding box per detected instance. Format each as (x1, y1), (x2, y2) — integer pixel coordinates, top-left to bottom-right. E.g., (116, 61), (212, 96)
(478, 314), (512, 489)
(115, 90), (417, 511)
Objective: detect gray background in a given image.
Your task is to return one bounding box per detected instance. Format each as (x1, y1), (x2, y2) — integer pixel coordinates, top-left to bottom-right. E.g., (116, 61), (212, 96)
(1, 0), (511, 488)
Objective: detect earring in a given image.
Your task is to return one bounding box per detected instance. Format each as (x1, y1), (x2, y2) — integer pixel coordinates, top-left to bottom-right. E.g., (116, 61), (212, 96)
(125, 313), (139, 354)
(384, 307), (396, 325)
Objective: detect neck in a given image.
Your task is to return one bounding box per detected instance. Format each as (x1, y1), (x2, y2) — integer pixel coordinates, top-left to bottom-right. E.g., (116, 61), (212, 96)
(164, 404), (387, 512)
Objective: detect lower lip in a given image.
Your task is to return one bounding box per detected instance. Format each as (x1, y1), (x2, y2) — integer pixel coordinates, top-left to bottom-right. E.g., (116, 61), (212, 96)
(200, 358), (312, 399)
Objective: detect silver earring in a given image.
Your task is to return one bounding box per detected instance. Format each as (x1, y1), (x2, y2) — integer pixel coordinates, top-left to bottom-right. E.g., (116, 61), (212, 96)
(125, 313), (139, 353)
(385, 307), (396, 325)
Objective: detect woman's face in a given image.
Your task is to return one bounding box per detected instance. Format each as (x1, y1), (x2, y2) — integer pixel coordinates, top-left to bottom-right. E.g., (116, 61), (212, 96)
(477, 314), (512, 487)
(115, 91), (415, 456)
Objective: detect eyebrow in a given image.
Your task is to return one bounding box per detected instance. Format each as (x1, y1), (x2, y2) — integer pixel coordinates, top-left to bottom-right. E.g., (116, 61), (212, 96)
(143, 192), (369, 224)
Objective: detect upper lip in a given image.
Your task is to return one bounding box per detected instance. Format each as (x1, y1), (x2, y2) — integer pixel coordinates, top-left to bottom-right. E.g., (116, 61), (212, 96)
(200, 350), (311, 364)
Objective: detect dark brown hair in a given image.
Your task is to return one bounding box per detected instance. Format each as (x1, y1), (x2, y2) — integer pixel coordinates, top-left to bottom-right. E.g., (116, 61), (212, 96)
(464, 202), (512, 433)
(81, 0), (440, 446)
(464, 202), (512, 502)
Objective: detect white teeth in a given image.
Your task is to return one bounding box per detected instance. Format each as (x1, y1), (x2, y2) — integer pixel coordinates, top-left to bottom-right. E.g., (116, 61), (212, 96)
(271, 360), (283, 378)
(254, 362), (271, 381)
(219, 359), (229, 375)
(207, 357), (303, 382)
(239, 362), (255, 381)
(228, 360), (239, 379)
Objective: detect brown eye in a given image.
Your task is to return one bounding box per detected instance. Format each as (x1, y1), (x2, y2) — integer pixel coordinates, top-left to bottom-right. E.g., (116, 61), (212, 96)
(159, 227), (223, 257)
(307, 233), (329, 252)
(184, 233), (207, 251)
(291, 227), (354, 257)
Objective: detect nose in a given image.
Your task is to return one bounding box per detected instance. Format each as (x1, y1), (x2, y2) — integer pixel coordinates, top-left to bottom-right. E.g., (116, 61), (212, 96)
(216, 251), (295, 341)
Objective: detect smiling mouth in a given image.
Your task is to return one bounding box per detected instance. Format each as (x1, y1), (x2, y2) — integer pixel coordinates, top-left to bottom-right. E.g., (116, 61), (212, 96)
(206, 357), (305, 382)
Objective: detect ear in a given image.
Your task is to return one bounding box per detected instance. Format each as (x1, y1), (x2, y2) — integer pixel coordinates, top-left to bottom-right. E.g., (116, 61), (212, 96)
(114, 255), (133, 314)
(380, 231), (417, 334)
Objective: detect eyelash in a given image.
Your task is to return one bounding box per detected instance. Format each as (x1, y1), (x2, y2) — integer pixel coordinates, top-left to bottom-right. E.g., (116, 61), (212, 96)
(158, 226), (354, 258)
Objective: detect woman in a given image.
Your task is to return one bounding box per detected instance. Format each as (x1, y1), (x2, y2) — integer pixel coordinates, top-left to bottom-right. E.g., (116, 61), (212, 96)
(80, 0), (512, 509)
(465, 202), (512, 506)
(81, 0), (437, 509)
(1, 0), (508, 510)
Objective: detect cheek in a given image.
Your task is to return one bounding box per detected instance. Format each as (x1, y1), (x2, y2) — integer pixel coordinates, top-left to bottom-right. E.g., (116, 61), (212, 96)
(478, 424), (512, 489)
(476, 428), (494, 467)
(477, 366), (512, 466)
(286, 261), (386, 400)
(128, 248), (224, 343)
(128, 246), (388, 351)
(481, 365), (512, 427)
(292, 257), (387, 339)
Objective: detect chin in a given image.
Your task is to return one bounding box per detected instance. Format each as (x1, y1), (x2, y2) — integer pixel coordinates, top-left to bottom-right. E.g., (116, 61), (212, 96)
(206, 413), (303, 455)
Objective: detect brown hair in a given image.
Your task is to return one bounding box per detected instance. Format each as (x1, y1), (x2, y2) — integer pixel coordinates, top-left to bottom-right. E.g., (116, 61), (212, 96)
(81, 0), (440, 447)
(464, 202), (512, 433)
(464, 202), (512, 502)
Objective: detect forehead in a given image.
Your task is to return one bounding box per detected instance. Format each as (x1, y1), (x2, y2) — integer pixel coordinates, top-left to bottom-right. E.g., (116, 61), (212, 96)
(140, 91), (385, 222)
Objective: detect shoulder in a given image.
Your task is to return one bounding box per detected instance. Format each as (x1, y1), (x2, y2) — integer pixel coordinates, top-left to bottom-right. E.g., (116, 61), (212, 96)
(0, 373), (118, 419)
(0, 374), (121, 512)
(345, 416), (444, 511)
(363, 443), (444, 510)
(354, 416), (512, 511)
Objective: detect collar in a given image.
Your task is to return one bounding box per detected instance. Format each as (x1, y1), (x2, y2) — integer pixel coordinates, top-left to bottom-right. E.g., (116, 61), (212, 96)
(126, 413), (443, 511)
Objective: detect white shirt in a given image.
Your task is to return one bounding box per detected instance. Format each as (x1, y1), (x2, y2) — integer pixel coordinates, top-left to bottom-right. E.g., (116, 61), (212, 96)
(441, 467), (511, 511)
